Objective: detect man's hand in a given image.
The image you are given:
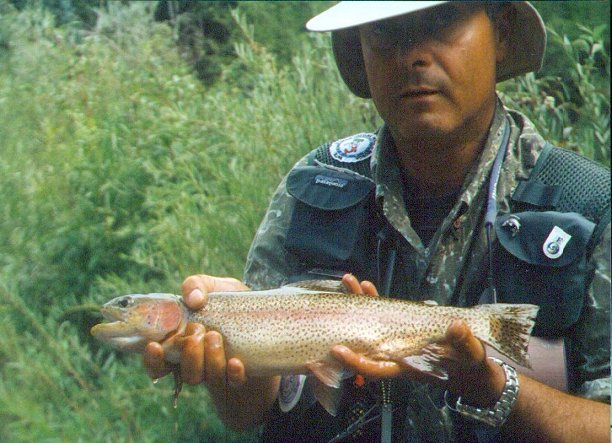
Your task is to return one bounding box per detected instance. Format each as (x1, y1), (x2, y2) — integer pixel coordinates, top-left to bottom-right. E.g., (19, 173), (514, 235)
(143, 275), (249, 388)
(142, 274), (279, 431)
(334, 274), (506, 407)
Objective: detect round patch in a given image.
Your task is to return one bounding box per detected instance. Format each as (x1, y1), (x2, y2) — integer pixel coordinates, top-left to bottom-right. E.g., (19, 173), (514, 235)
(329, 133), (376, 163)
(278, 374), (306, 413)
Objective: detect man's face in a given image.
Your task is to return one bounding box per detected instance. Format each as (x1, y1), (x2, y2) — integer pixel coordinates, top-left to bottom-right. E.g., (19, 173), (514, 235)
(359, 3), (505, 145)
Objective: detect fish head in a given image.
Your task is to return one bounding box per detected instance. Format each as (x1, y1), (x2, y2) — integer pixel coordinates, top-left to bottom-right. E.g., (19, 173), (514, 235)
(91, 293), (186, 353)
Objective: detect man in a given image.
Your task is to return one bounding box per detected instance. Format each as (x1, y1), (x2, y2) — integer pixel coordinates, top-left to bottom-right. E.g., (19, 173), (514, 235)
(144, 2), (610, 442)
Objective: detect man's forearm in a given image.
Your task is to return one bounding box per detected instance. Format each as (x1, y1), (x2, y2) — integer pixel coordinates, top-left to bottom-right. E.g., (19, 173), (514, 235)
(212, 375), (281, 432)
(501, 374), (610, 443)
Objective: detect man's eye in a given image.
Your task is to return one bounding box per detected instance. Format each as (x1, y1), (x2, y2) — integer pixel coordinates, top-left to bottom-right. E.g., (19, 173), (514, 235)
(370, 22), (397, 38)
(365, 22), (400, 48)
(370, 22), (384, 36)
(425, 7), (462, 32)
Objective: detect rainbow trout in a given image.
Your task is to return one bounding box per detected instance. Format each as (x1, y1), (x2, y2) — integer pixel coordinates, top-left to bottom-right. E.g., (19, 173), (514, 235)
(91, 281), (538, 413)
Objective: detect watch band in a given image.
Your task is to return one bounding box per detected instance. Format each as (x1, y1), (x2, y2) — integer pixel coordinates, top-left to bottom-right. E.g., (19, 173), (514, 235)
(445, 357), (519, 428)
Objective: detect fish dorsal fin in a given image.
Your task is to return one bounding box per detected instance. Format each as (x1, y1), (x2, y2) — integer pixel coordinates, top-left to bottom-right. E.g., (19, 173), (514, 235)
(283, 280), (348, 294)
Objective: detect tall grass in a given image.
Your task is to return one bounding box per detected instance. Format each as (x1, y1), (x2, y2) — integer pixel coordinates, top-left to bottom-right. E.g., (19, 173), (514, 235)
(0, 2), (608, 442)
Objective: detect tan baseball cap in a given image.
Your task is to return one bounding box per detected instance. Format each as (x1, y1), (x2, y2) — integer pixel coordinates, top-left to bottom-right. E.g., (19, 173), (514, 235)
(306, 1), (546, 98)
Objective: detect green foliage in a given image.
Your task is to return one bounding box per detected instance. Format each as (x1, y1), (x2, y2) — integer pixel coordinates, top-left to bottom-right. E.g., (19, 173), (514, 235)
(498, 22), (610, 164)
(0, 3), (377, 441)
(0, 2), (608, 442)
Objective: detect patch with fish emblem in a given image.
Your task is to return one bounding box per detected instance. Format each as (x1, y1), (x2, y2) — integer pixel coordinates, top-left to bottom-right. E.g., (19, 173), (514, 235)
(329, 133), (375, 163)
(542, 225), (572, 259)
(278, 374), (306, 413)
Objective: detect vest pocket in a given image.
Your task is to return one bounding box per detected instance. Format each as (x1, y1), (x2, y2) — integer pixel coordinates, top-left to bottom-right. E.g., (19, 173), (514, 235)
(284, 166), (375, 274)
(493, 211), (595, 336)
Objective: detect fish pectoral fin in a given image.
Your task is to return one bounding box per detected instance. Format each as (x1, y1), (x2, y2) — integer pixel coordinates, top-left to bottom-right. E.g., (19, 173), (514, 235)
(396, 344), (449, 381)
(305, 359), (351, 388)
(309, 377), (342, 417)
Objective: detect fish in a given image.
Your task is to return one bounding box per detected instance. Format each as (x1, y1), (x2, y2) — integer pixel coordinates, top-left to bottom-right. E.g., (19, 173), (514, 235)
(91, 280), (539, 414)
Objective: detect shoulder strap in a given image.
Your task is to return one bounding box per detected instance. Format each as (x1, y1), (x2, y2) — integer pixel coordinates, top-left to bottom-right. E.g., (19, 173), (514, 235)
(512, 143), (611, 254)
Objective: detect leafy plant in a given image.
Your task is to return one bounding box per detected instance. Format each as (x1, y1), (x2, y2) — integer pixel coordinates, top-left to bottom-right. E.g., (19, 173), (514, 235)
(0, 2), (608, 442)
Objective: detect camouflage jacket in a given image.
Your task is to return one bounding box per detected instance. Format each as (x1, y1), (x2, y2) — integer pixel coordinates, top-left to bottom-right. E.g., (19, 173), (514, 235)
(244, 101), (610, 442)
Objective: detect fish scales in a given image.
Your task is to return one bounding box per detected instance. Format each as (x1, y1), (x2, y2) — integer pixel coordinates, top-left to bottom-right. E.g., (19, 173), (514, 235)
(91, 283), (538, 383)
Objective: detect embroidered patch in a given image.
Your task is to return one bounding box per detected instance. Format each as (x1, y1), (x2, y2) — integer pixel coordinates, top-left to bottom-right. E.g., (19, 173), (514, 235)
(314, 174), (348, 189)
(279, 374), (306, 413)
(542, 225), (572, 259)
(329, 133), (375, 163)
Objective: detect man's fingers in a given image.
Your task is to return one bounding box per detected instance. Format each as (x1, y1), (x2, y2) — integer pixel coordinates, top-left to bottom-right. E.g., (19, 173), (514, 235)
(445, 320), (486, 364)
(184, 322), (206, 336)
(342, 274), (379, 297)
(181, 332), (206, 385)
(443, 320), (486, 367)
(204, 331), (227, 390)
(331, 345), (403, 379)
(360, 280), (379, 297)
(181, 275), (209, 310)
(342, 274), (363, 294)
(227, 358), (247, 388)
(144, 342), (172, 380)
(181, 275), (250, 310)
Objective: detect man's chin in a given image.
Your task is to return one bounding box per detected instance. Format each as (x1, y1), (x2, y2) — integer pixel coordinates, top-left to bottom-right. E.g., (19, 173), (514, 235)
(389, 117), (457, 145)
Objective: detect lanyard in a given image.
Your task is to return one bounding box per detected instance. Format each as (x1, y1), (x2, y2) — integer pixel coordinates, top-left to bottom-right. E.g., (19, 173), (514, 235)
(483, 117), (511, 304)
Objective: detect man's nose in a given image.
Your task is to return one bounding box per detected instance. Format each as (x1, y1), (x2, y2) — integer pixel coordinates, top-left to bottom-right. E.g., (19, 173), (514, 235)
(395, 35), (434, 69)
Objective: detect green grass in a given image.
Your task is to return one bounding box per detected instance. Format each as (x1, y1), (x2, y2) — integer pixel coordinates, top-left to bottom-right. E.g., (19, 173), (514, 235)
(0, 2), (608, 441)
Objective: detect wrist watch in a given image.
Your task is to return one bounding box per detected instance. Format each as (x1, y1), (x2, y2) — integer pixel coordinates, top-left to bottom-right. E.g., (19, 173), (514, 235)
(445, 357), (519, 428)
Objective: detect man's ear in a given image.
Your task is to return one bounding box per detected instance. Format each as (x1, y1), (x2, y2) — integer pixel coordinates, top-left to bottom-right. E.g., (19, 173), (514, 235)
(493, 5), (516, 65)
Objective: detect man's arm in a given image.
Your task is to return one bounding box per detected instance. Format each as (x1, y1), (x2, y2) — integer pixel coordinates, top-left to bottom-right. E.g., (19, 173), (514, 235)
(332, 320), (610, 443)
(501, 374), (609, 443)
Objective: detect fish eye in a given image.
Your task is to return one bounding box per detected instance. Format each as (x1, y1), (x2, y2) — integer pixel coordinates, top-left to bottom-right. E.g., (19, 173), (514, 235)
(118, 297), (132, 308)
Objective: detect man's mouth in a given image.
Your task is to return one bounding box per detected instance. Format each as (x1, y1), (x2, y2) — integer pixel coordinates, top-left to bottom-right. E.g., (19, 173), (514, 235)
(403, 87), (439, 98)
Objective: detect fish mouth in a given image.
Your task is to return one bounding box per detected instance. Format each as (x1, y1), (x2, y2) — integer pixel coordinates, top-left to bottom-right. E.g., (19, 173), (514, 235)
(91, 320), (133, 338)
(90, 320), (151, 352)
(99, 305), (125, 322)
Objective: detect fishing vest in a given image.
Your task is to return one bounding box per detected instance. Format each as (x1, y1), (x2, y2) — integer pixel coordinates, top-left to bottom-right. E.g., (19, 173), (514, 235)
(260, 134), (610, 443)
(285, 135), (610, 334)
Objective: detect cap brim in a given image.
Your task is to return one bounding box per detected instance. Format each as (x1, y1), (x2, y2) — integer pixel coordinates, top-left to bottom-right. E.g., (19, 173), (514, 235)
(307, 1), (446, 31)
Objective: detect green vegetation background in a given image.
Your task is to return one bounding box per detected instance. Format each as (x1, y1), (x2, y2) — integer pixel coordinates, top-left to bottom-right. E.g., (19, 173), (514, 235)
(0, 1), (609, 441)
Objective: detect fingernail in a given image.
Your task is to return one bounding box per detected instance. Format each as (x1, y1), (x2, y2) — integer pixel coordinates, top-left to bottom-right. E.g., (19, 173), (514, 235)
(206, 332), (221, 347)
(186, 288), (203, 307)
(332, 345), (349, 355)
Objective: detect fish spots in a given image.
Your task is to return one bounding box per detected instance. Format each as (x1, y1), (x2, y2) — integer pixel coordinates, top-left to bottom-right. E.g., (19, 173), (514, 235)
(182, 291), (536, 373)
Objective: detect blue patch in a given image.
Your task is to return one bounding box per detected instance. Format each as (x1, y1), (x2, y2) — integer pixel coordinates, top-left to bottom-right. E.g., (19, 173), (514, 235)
(329, 133), (376, 163)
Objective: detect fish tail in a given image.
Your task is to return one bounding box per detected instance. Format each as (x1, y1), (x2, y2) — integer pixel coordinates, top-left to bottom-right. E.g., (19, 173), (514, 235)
(475, 303), (539, 368)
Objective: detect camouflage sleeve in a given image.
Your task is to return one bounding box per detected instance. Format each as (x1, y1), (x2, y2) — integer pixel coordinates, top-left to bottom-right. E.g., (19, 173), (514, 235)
(242, 155), (310, 290)
(570, 222), (611, 403)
